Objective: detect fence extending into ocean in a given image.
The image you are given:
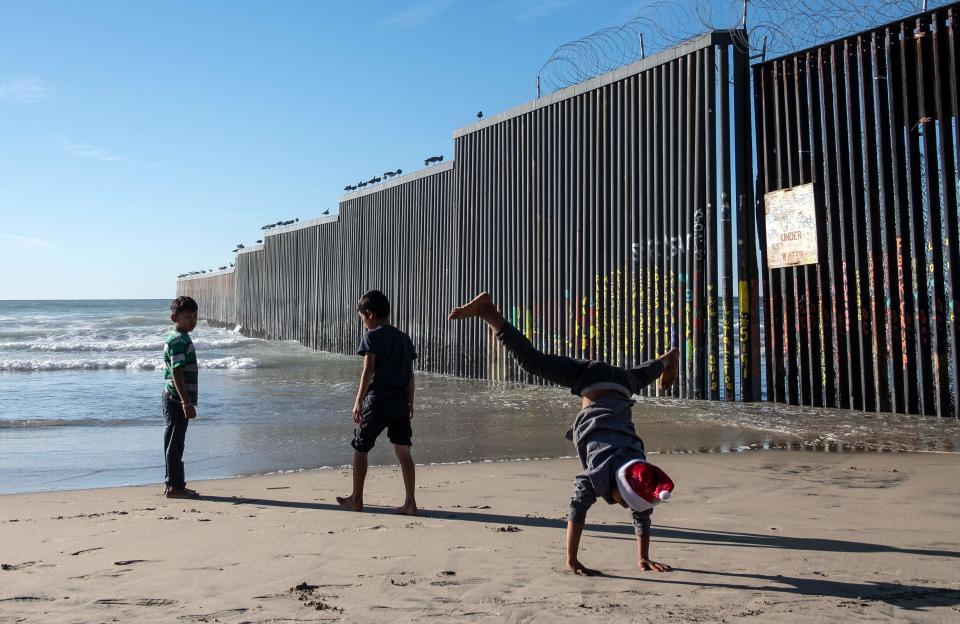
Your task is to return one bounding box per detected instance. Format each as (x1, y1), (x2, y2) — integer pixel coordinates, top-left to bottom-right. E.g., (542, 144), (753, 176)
(179, 3), (960, 417)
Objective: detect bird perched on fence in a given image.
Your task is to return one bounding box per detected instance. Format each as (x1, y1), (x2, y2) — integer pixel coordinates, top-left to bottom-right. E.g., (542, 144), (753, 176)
(256, 239), (262, 244)
(424, 155), (443, 166)
(322, 209), (330, 215)
(230, 263), (234, 268)
(345, 184), (357, 191)
(477, 111), (483, 119)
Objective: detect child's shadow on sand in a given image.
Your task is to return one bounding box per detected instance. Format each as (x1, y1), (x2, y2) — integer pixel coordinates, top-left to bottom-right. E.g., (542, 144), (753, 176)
(198, 495), (960, 610)
(199, 494), (960, 560)
(613, 568), (960, 611)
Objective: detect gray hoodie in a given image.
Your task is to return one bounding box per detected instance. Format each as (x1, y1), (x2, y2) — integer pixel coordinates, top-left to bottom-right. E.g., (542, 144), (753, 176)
(567, 395), (652, 535)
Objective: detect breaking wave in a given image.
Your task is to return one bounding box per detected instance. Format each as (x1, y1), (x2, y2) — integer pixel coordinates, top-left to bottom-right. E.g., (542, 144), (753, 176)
(0, 356), (261, 372)
(0, 336), (252, 352)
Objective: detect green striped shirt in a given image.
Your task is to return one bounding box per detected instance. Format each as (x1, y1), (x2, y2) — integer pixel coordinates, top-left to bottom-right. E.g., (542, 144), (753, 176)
(163, 330), (198, 404)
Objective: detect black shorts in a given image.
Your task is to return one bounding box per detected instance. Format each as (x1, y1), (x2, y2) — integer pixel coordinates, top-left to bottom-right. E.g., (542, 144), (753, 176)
(351, 394), (412, 452)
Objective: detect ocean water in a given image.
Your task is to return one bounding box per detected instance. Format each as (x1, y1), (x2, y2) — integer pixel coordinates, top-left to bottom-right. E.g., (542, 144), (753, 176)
(1, 299), (958, 495)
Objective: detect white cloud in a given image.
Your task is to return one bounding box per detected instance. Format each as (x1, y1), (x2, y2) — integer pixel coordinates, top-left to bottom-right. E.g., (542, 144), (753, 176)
(515, 0), (577, 21)
(0, 235), (55, 251)
(381, 0), (453, 28)
(63, 142), (124, 162)
(55, 135), (124, 163)
(0, 79), (50, 103)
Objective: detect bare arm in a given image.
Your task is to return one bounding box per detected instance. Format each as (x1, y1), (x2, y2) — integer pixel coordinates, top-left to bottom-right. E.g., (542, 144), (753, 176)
(408, 372), (415, 417)
(566, 521), (601, 576)
(637, 532), (672, 572)
(353, 353), (375, 423)
(172, 367), (196, 419)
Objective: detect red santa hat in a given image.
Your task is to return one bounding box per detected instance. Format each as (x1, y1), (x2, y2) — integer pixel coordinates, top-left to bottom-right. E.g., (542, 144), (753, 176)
(615, 459), (674, 513)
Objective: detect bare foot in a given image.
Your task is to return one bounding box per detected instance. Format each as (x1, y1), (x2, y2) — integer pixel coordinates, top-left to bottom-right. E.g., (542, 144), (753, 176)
(639, 559), (672, 572)
(165, 487), (200, 500)
(336, 495), (363, 511)
(448, 292), (493, 320)
(395, 502), (418, 516)
(658, 348), (680, 390)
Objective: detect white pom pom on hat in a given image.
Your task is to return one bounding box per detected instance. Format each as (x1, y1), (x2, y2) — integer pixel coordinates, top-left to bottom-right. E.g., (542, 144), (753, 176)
(615, 459), (675, 513)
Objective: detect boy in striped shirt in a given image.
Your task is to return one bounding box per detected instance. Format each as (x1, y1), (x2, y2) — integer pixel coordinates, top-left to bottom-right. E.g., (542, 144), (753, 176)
(162, 296), (200, 499)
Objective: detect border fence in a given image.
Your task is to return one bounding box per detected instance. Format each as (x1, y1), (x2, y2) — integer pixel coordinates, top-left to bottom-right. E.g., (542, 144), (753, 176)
(178, 2), (960, 417)
(753, 2), (960, 417)
(452, 32), (759, 400)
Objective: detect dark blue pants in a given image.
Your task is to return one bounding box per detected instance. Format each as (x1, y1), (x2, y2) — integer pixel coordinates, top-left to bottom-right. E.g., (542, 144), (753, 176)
(495, 322), (663, 395)
(162, 391), (189, 489)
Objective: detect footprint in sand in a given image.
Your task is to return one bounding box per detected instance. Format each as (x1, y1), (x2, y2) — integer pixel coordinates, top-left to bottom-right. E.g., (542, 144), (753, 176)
(176, 607), (248, 620)
(95, 598), (176, 607)
(0, 596), (55, 603)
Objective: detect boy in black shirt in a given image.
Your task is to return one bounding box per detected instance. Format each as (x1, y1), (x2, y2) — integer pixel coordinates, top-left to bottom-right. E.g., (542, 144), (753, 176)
(337, 290), (419, 516)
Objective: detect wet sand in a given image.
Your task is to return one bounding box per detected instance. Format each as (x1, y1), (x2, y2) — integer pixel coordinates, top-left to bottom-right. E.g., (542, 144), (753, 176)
(1, 451), (959, 623)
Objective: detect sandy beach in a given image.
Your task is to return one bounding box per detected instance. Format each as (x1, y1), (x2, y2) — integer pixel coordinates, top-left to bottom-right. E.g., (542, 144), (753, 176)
(1, 451), (959, 623)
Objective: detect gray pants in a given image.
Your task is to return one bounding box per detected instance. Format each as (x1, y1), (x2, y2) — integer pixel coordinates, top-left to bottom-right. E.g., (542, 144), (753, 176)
(495, 322), (663, 396)
(162, 391), (189, 489)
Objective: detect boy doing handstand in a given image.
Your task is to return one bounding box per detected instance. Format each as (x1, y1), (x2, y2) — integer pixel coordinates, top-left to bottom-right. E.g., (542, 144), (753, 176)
(449, 292), (679, 575)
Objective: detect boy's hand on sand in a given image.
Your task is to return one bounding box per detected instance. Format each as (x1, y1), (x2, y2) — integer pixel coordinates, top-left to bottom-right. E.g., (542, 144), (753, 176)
(639, 559), (672, 572)
(567, 559), (602, 576)
(352, 403), (362, 424)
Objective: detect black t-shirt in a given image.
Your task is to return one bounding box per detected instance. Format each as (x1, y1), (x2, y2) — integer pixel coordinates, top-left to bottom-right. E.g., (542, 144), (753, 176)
(357, 324), (417, 399)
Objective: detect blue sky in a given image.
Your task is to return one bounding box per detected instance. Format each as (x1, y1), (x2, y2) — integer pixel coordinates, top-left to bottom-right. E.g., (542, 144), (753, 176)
(2, 0), (669, 299)
(0, 1), (924, 299)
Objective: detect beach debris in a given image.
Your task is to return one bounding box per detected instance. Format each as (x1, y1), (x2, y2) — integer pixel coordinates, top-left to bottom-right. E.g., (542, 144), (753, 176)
(492, 525), (522, 532)
(438, 570), (456, 576)
(113, 560), (148, 566)
(289, 582), (343, 613)
(69, 547), (103, 556)
(1, 561), (36, 571)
